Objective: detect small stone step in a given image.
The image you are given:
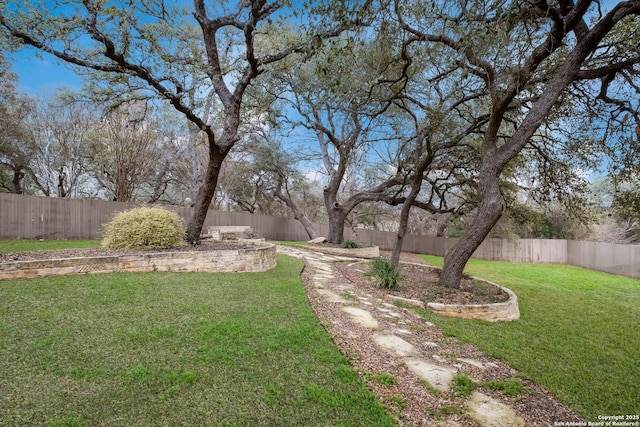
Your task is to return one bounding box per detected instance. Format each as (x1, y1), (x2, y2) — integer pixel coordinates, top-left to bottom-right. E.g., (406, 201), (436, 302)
(317, 289), (351, 304)
(404, 358), (457, 393)
(341, 307), (379, 329)
(465, 391), (525, 427)
(459, 358), (487, 369)
(373, 334), (417, 357)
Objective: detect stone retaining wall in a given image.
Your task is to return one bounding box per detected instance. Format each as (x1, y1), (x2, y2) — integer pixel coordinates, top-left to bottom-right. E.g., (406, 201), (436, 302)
(425, 278), (520, 322)
(0, 243), (277, 280)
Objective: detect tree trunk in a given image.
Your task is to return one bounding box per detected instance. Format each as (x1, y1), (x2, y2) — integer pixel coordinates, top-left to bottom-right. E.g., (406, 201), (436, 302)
(274, 188), (318, 240)
(295, 211), (318, 240)
(12, 168), (24, 194)
(327, 204), (348, 244)
(186, 148), (225, 243)
(391, 185), (421, 265)
(438, 168), (504, 288)
(57, 167), (67, 198)
(435, 213), (453, 237)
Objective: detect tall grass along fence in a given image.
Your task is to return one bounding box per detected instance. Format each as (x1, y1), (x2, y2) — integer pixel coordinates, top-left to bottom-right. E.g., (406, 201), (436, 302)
(1, 193), (638, 279)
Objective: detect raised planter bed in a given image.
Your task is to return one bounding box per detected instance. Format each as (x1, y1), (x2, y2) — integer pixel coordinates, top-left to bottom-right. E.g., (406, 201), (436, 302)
(351, 260), (521, 322)
(0, 242), (277, 280)
(387, 273), (520, 322)
(423, 277), (520, 322)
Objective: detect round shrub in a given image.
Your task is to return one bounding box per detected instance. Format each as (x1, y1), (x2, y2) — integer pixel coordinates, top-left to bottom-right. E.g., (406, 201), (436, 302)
(102, 207), (187, 249)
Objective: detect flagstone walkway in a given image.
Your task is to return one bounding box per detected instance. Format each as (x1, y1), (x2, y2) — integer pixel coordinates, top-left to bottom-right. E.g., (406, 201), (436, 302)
(276, 244), (579, 426)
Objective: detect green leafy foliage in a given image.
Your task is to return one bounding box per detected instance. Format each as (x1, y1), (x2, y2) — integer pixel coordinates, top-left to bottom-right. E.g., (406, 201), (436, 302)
(102, 207), (186, 249)
(341, 240), (361, 248)
(613, 188), (640, 224)
(369, 258), (400, 290)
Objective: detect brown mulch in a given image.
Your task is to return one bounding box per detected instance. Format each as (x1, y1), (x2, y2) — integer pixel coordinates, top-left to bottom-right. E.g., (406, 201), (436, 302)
(338, 251), (509, 305)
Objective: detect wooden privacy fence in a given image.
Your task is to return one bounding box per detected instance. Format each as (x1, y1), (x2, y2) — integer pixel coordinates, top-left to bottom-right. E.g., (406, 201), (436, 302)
(0, 193), (318, 242)
(1, 193), (638, 279)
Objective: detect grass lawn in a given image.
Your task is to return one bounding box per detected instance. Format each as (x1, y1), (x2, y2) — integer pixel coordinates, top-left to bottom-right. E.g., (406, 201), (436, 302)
(274, 240), (307, 248)
(0, 238), (101, 253)
(416, 255), (640, 420)
(0, 249), (395, 426)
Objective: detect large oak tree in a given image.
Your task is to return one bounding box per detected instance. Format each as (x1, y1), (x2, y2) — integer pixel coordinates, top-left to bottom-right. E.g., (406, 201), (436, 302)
(0, 0), (352, 241)
(395, 0), (640, 287)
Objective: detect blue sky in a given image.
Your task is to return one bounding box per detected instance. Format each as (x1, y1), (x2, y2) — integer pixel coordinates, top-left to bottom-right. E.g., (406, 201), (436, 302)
(10, 48), (82, 95)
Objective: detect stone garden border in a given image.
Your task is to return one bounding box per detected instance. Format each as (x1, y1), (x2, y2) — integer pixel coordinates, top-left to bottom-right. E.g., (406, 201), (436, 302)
(422, 275), (520, 322)
(381, 262), (520, 322)
(345, 259), (519, 322)
(0, 242), (277, 280)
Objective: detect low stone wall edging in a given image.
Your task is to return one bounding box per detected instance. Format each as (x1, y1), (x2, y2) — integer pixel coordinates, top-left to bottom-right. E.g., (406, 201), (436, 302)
(0, 243), (277, 280)
(380, 262), (520, 322)
(424, 276), (520, 322)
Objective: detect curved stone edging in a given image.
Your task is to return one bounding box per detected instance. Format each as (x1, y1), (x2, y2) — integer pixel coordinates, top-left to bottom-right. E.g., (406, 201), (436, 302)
(424, 275), (520, 322)
(302, 244), (380, 259)
(379, 262), (520, 322)
(0, 243), (277, 280)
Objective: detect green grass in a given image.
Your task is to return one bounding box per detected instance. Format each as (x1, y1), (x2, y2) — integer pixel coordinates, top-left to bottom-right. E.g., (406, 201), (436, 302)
(0, 238), (101, 253)
(451, 374), (476, 398)
(416, 255), (640, 420)
(0, 253), (395, 426)
(360, 370), (397, 387)
(274, 240), (307, 248)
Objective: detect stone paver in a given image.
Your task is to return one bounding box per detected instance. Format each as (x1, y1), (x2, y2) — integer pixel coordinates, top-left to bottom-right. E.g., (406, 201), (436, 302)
(404, 358), (457, 393)
(466, 391), (525, 427)
(373, 334), (417, 357)
(341, 306), (379, 329)
(458, 358), (487, 369)
(317, 289), (352, 304)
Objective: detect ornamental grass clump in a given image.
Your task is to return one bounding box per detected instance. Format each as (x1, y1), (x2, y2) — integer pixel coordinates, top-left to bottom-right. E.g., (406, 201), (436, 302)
(369, 257), (400, 290)
(102, 207), (187, 249)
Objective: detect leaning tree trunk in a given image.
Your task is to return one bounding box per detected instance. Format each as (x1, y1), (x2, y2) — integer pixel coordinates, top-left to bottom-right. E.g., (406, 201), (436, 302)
(295, 212), (318, 240)
(391, 184), (422, 265)
(274, 188), (318, 240)
(186, 147), (226, 243)
(438, 169), (505, 288)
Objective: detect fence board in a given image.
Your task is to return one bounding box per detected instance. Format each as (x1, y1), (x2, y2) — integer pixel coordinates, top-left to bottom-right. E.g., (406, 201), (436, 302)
(567, 240), (640, 279)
